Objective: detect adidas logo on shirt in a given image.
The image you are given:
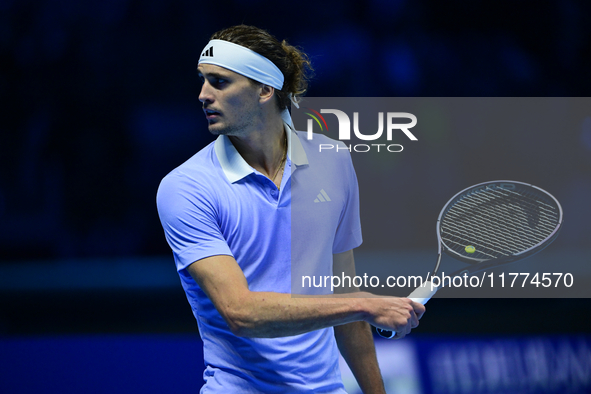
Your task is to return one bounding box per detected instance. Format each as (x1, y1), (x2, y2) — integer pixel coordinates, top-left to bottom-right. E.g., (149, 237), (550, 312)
(314, 189), (332, 203)
(201, 46), (214, 57)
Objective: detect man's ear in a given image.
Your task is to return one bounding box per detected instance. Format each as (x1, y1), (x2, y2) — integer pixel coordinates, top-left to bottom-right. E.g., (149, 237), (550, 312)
(259, 84), (275, 104)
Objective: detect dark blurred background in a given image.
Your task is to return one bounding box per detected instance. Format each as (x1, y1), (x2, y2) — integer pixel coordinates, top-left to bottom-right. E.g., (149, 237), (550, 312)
(1, 0), (590, 393)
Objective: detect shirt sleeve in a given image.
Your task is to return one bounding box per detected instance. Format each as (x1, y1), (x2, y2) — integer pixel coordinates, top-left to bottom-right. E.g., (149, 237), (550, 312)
(332, 145), (363, 254)
(156, 172), (233, 273)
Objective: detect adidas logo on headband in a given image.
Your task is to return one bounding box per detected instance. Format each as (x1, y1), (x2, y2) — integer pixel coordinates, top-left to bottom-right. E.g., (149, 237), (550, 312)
(201, 46), (213, 57)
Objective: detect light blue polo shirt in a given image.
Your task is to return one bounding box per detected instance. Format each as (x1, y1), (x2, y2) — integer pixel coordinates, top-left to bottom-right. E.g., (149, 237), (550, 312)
(157, 124), (362, 393)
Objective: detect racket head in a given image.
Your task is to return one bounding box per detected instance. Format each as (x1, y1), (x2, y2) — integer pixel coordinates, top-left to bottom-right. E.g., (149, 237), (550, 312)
(437, 181), (563, 265)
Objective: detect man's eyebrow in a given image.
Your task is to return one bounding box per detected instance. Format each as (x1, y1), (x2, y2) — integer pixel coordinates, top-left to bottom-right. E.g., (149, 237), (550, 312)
(199, 71), (230, 79)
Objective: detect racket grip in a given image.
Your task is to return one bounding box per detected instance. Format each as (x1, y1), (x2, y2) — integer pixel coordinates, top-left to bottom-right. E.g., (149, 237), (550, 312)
(376, 281), (439, 339)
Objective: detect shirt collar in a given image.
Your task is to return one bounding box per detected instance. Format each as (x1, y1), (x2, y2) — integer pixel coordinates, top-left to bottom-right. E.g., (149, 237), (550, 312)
(214, 122), (308, 184)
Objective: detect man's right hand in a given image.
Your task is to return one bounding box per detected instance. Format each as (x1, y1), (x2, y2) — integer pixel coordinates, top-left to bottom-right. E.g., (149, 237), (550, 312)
(364, 296), (425, 339)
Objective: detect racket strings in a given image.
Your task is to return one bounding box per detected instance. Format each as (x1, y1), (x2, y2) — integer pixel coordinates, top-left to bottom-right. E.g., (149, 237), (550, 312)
(440, 188), (560, 259)
(443, 217), (529, 259)
(443, 191), (558, 257)
(457, 191), (557, 240)
(505, 189), (560, 230)
(445, 196), (543, 253)
(444, 202), (551, 256)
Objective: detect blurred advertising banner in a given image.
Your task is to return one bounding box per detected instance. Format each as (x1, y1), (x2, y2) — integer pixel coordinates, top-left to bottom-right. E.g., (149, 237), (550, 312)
(340, 334), (591, 394)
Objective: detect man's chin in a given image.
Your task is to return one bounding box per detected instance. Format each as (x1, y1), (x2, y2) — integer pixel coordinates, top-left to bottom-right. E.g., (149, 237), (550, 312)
(208, 124), (243, 137)
(207, 124), (227, 136)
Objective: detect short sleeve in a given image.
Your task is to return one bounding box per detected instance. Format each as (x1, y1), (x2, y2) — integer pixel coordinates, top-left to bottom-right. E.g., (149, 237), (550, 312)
(332, 146), (363, 254)
(156, 172), (233, 273)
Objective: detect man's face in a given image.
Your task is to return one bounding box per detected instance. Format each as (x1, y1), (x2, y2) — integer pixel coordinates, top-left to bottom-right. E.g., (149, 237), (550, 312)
(197, 64), (262, 137)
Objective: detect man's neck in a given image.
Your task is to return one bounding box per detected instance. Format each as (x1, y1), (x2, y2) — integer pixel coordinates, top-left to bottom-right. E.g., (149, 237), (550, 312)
(228, 115), (286, 180)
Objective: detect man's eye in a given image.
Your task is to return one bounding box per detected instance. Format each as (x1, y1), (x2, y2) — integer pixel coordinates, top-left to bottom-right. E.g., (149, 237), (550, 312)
(214, 78), (226, 86)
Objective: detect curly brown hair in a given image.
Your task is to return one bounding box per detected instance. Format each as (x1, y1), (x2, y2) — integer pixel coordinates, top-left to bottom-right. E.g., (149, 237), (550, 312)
(210, 25), (313, 110)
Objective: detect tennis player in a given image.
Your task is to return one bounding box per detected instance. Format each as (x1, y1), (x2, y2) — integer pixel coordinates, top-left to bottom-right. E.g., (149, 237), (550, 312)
(157, 25), (425, 393)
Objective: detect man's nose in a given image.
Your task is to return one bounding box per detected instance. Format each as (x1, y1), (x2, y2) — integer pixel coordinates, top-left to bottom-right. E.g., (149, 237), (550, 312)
(199, 82), (213, 103)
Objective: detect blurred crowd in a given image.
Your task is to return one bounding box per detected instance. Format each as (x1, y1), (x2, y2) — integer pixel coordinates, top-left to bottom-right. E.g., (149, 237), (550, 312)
(1, 0), (590, 260)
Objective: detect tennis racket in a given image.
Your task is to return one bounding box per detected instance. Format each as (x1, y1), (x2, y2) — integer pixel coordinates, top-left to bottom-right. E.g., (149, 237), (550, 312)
(377, 180), (563, 339)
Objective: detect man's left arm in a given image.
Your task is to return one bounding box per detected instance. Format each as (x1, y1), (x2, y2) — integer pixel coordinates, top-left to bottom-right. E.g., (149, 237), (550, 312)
(333, 249), (386, 394)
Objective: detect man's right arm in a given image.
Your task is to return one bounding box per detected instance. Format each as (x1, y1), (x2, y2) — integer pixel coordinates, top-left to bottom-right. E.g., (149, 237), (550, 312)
(187, 254), (424, 338)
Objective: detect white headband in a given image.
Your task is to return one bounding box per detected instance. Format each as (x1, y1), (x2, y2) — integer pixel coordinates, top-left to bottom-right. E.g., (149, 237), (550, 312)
(198, 39), (284, 90)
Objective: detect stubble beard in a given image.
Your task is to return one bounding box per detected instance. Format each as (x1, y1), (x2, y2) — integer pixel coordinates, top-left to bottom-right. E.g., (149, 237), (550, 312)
(208, 122), (249, 138)
(207, 104), (260, 138)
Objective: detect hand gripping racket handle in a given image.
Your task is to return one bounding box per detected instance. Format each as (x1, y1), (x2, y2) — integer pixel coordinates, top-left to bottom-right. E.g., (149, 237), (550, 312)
(376, 280), (439, 339)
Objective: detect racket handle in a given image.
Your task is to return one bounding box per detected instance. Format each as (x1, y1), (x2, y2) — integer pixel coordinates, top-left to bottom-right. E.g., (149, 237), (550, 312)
(376, 281), (439, 339)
